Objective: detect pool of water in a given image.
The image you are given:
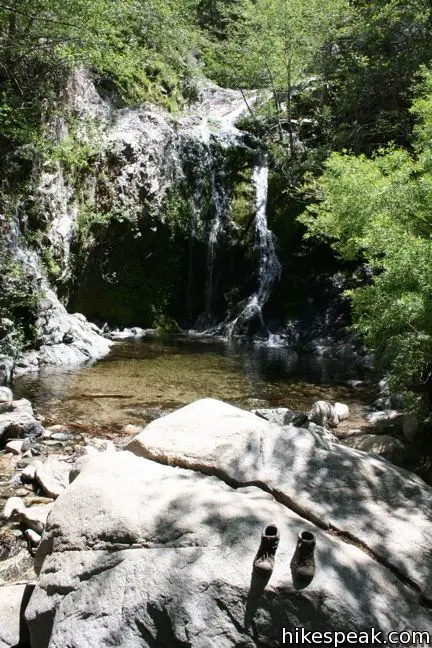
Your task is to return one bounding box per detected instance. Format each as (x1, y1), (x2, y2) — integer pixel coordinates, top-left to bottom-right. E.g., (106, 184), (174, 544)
(14, 335), (373, 431)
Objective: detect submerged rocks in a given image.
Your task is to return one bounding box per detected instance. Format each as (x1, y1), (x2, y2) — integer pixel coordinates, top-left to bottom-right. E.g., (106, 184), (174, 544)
(26, 451), (432, 648)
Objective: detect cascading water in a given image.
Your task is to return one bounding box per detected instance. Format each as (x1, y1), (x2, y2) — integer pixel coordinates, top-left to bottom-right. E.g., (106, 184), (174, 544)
(182, 139), (229, 326)
(205, 171), (222, 316)
(224, 156), (281, 338)
(50, 73), (281, 335)
(253, 159), (282, 305)
(205, 166), (231, 318)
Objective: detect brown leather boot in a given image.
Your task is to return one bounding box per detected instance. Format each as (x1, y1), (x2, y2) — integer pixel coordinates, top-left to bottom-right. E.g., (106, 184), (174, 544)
(291, 530), (316, 581)
(253, 523), (280, 573)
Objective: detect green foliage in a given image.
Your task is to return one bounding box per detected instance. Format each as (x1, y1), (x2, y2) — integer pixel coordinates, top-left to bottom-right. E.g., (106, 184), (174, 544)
(77, 202), (143, 245)
(315, 0), (432, 152)
(153, 310), (182, 334)
(205, 0), (348, 93)
(0, 248), (41, 356)
(0, 0), (202, 167)
(160, 187), (193, 234)
(299, 70), (432, 407)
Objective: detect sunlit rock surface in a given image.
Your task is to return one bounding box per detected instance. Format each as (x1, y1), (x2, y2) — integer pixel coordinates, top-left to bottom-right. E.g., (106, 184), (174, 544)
(127, 398), (432, 600)
(19, 399), (432, 647)
(26, 451), (431, 648)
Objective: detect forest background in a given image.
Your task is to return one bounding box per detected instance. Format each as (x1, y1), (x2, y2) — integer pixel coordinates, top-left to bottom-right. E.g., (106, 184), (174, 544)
(1, 0), (432, 416)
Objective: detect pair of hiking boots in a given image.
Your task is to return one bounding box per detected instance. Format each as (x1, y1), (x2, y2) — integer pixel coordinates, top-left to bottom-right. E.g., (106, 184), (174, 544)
(253, 524), (316, 582)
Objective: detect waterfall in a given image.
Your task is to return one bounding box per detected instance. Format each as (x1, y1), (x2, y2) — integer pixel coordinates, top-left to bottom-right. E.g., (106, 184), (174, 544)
(253, 159), (282, 304)
(205, 171), (221, 316)
(205, 168), (231, 318)
(224, 156), (281, 338)
(183, 134), (232, 328)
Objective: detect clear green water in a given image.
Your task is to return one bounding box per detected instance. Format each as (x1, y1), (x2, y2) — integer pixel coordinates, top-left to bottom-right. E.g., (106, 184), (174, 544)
(14, 335), (372, 431)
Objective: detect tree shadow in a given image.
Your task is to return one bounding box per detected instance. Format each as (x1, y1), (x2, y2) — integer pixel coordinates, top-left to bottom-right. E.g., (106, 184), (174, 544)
(28, 466), (432, 646)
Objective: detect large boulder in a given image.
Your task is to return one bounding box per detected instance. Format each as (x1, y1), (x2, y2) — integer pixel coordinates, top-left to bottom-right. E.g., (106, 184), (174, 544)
(341, 433), (406, 463)
(308, 400), (339, 427)
(0, 399), (44, 446)
(127, 398), (432, 604)
(26, 451), (432, 648)
(0, 356), (13, 386)
(0, 583), (33, 648)
(0, 387), (13, 414)
(17, 290), (112, 373)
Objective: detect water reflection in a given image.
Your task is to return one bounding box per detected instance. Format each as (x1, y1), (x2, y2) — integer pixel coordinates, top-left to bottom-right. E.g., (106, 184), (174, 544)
(14, 336), (370, 430)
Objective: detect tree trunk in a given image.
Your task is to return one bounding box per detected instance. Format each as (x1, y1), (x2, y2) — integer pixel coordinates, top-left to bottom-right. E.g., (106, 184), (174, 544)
(286, 63), (294, 157)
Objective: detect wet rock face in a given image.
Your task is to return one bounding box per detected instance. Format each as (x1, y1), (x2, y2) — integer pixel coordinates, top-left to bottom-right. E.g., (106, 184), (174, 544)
(1, 207), (111, 378)
(0, 357), (13, 387)
(23, 399), (432, 647)
(30, 70), (267, 331)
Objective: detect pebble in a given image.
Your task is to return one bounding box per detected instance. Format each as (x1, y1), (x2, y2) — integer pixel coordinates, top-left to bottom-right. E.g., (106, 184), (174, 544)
(5, 439), (31, 455)
(14, 488), (29, 497)
(123, 424), (139, 436)
(50, 432), (75, 442)
(25, 528), (41, 546)
(39, 439), (65, 447)
(21, 464), (36, 482)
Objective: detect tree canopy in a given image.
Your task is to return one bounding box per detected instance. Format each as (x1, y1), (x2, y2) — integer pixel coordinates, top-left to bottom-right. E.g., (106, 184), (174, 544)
(299, 70), (432, 407)
(2, 0), (432, 412)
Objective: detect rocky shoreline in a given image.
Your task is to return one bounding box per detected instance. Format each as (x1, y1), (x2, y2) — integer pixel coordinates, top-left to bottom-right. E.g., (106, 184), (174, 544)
(1, 382), (430, 646)
(0, 397), (430, 647)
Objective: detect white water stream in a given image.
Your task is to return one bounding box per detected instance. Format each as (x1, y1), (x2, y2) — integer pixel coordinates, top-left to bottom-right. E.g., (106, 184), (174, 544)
(37, 71), (280, 338)
(253, 160), (282, 304)
(224, 158), (281, 338)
